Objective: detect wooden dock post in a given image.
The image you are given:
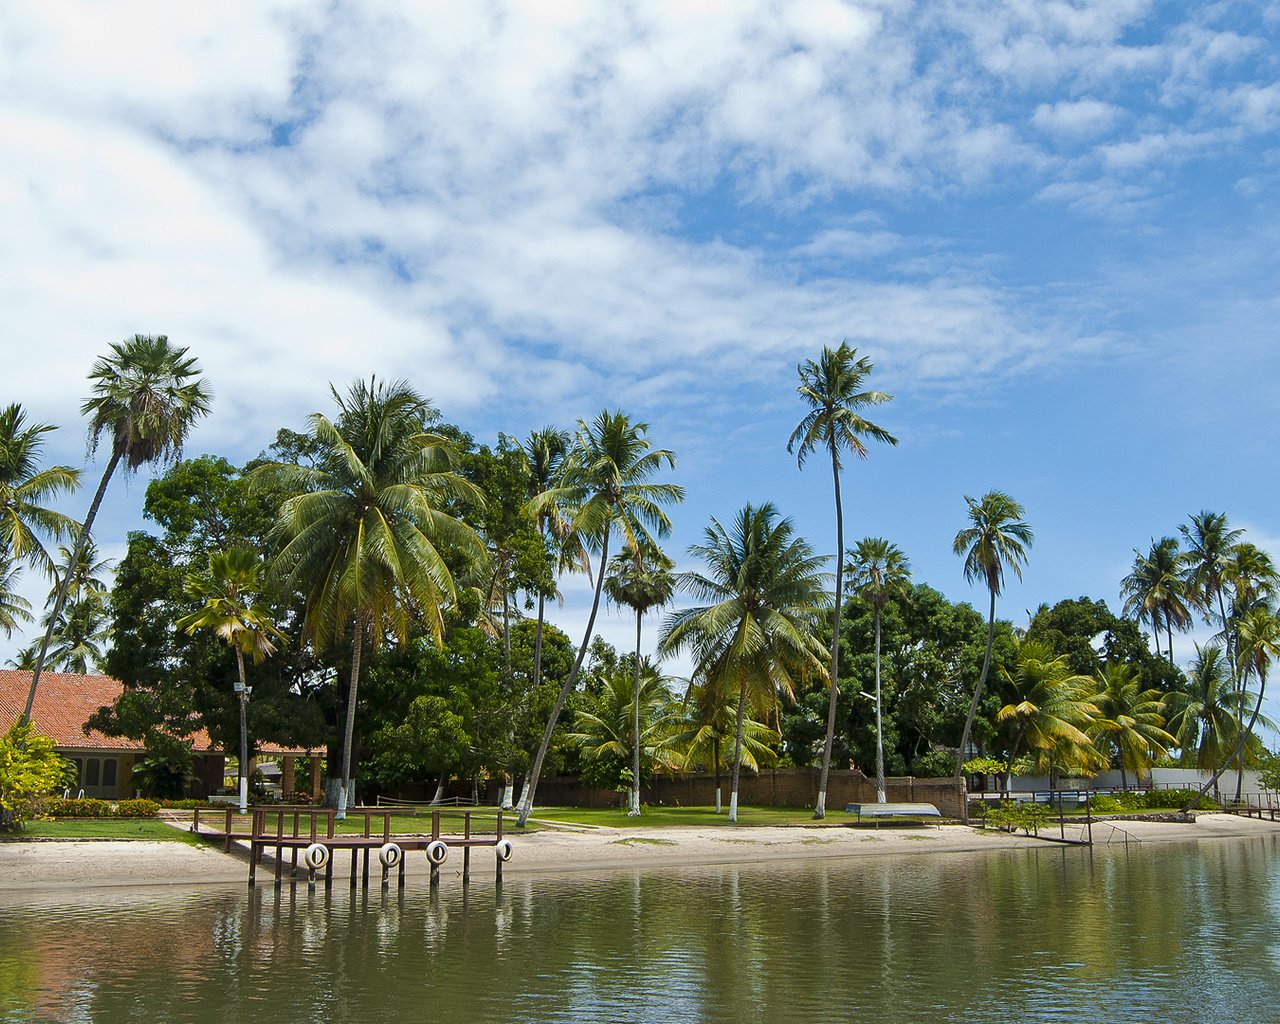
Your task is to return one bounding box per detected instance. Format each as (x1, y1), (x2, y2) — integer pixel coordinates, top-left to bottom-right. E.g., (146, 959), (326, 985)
(463, 811), (472, 884)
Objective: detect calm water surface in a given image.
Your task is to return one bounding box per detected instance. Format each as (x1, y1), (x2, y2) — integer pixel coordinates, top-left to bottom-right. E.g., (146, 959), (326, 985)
(3, 835), (1279, 1023)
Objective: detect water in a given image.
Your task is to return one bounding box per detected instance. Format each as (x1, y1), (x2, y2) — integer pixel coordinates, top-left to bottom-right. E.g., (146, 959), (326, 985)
(3, 836), (1280, 1023)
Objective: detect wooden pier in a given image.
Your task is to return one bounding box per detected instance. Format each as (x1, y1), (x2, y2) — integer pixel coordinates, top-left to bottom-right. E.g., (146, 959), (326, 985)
(191, 805), (512, 888)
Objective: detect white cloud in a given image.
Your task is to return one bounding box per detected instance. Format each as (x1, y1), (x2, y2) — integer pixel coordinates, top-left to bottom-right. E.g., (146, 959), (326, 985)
(1033, 98), (1122, 137)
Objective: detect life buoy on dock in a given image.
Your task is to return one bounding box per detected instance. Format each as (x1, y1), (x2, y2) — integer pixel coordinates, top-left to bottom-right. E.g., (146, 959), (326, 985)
(425, 840), (449, 865)
(494, 839), (514, 862)
(378, 842), (403, 868)
(303, 843), (330, 870)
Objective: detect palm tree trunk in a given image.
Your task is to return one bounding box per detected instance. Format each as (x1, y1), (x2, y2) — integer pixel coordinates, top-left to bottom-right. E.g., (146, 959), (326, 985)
(874, 607), (886, 804)
(517, 529), (611, 827)
(235, 646), (249, 815)
(1151, 610), (1163, 661)
(630, 610), (642, 816)
(729, 676), (748, 822)
(22, 448), (122, 724)
(714, 736), (722, 813)
(1166, 617), (1175, 665)
(430, 774), (446, 805)
(814, 446), (844, 820)
(954, 588), (997, 823)
(337, 612), (367, 820)
(514, 590), (550, 812)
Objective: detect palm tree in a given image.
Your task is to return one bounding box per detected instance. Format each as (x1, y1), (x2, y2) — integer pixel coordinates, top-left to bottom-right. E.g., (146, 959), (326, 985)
(788, 342), (896, 819)
(23, 335), (212, 723)
(996, 641), (1100, 786)
(671, 673), (779, 813)
(952, 490), (1033, 816)
(604, 540), (676, 815)
(1166, 645), (1250, 802)
(176, 547), (285, 813)
(660, 503), (829, 821)
(1180, 511), (1243, 664)
(0, 556), (32, 638)
(261, 379), (485, 817)
(24, 541), (113, 675)
(0, 403), (81, 578)
(567, 661), (679, 797)
(1120, 537), (1190, 663)
(846, 537), (910, 803)
(1091, 663), (1175, 789)
(516, 411), (682, 826)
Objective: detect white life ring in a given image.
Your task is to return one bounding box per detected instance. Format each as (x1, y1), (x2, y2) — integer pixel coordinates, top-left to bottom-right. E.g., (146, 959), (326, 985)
(494, 839), (514, 863)
(378, 842), (403, 868)
(425, 840), (449, 865)
(303, 842), (330, 870)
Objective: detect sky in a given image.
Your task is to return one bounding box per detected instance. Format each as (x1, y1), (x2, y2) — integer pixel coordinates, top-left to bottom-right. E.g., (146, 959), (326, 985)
(3, 1), (1279, 730)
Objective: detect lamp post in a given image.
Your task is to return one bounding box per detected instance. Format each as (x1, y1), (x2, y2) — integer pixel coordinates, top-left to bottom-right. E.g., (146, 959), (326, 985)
(232, 678), (252, 814)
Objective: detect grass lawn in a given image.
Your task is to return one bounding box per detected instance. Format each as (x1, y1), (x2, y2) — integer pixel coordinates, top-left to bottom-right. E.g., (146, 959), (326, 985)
(13, 819), (213, 847)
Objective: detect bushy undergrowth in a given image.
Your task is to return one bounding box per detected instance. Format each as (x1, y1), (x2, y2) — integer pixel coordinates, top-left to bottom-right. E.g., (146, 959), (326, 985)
(40, 797), (161, 818)
(1090, 789), (1218, 813)
(979, 801), (1050, 836)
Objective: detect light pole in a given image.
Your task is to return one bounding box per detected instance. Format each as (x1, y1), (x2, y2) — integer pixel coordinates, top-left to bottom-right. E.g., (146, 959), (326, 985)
(233, 678), (252, 814)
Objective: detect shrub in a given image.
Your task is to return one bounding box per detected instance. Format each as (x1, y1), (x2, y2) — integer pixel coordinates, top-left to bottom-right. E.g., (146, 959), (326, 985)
(912, 750), (956, 778)
(40, 797), (160, 818)
(115, 799), (160, 818)
(1, 723), (77, 831)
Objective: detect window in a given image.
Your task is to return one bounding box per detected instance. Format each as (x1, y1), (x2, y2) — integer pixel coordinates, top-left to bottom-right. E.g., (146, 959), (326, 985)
(102, 759), (117, 789)
(85, 759), (100, 787)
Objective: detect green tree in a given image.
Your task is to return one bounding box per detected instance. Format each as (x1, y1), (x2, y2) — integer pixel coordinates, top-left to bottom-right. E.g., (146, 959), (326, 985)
(1166, 645), (1252, 801)
(0, 403), (81, 579)
(660, 503), (828, 821)
(787, 342), (896, 819)
(516, 410), (682, 826)
(1090, 663), (1175, 788)
(952, 490), (1033, 816)
(996, 641), (1100, 784)
(0, 557), (32, 640)
(0, 721), (74, 831)
(176, 547), (284, 813)
(261, 379), (485, 815)
(568, 660), (677, 797)
(1120, 537), (1190, 663)
(24, 335), (212, 723)
(845, 537), (910, 803)
(604, 540), (676, 815)
(672, 673), (779, 812)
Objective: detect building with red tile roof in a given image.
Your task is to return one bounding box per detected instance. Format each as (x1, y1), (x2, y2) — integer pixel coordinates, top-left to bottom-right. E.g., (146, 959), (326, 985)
(0, 670), (320, 800)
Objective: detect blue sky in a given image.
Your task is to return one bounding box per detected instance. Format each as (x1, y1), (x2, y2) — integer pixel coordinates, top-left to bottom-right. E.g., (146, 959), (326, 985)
(3, 1), (1279, 729)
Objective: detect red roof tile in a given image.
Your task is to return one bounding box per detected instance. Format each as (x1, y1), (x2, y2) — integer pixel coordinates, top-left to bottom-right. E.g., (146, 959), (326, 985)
(0, 670), (313, 756)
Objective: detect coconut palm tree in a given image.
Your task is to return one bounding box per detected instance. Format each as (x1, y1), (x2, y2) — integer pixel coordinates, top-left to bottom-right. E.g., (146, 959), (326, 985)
(660, 503), (829, 821)
(996, 641), (1100, 786)
(567, 660), (679, 798)
(516, 410), (683, 826)
(21, 541), (113, 675)
(604, 540), (676, 815)
(24, 335), (211, 723)
(1120, 537), (1190, 663)
(1180, 512), (1243, 662)
(176, 547), (285, 813)
(846, 537), (911, 803)
(0, 403), (81, 579)
(1166, 645), (1251, 802)
(952, 490), (1033, 815)
(788, 343), (896, 819)
(1090, 663), (1175, 789)
(261, 379), (485, 817)
(671, 673), (779, 813)
(0, 556), (32, 638)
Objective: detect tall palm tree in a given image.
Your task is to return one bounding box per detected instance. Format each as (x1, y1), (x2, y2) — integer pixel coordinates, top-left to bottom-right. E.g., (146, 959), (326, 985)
(24, 335), (211, 723)
(516, 410), (683, 827)
(1120, 537), (1190, 663)
(1180, 511), (1243, 664)
(788, 342), (896, 819)
(846, 537), (911, 803)
(1090, 663), (1175, 789)
(672, 673), (779, 813)
(261, 379), (485, 817)
(604, 540), (676, 815)
(996, 641), (1100, 785)
(660, 503), (829, 821)
(952, 490), (1033, 815)
(0, 403), (81, 578)
(23, 541), (113, 675)
(176, 547), (285, 813)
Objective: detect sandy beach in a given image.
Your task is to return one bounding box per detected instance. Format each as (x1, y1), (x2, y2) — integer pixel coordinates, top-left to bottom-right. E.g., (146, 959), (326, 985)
(2, 812), (1279, 893)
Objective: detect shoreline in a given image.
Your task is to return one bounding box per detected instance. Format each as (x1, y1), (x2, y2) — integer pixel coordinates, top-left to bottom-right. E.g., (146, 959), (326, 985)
(2, 813), (1278, 894)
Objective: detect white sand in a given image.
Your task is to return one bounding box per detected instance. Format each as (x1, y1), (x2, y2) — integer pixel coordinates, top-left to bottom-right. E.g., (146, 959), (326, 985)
(2, 812), (1278, 893)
